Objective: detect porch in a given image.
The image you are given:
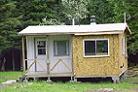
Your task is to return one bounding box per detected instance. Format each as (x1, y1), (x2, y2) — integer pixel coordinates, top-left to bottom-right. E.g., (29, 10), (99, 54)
(21, 35), (73, 80)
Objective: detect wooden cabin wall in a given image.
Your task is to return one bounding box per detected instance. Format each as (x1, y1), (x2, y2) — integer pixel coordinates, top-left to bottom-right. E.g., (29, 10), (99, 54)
(25, 35), (73, 74)
(72, 34), (120, 77)
(48, 35), (73, 74)
(26, 36), (35, 72)
(118, 33), (128, 75)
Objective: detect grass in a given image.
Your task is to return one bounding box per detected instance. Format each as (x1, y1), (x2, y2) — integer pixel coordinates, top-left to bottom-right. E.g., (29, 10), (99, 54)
(1, 81), (138, 92)
(0, 72), (23, 83)
(0, 72), (138, 92)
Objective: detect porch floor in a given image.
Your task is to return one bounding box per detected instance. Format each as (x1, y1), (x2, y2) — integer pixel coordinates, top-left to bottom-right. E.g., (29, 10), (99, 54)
(25, 72), (73, 78)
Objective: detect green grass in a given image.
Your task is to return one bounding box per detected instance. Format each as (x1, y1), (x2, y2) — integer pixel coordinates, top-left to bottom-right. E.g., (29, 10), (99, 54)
(1, 81), (138, 92)
(0, 72), (23, 83)
(0, 72), (138, 92)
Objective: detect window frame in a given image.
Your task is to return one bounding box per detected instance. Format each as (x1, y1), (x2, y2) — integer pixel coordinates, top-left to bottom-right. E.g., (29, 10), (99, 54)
(83, 38), (110, 57)
(36, 39), (47, 56)
(53, 40), (70, 56)
(122, 37), (127, 56)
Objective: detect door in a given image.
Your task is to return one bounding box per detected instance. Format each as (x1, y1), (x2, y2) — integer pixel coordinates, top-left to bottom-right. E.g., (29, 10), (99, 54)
(35, 39), (47, 72)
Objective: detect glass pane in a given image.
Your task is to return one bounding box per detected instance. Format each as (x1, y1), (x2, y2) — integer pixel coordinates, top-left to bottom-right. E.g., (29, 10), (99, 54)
(97, 40), (108, 55)
(122, 38), (126, 55)
(37, 41), (46, 55)
(85, 41), (95, 55)
(54, 40), (69, 56)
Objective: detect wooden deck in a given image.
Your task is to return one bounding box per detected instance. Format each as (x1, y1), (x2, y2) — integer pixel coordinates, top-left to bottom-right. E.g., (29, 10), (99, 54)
(25, 72), (73, 78)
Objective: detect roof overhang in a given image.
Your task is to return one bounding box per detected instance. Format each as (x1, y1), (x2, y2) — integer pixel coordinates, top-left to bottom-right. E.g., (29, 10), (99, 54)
(18, 23), (132, 36)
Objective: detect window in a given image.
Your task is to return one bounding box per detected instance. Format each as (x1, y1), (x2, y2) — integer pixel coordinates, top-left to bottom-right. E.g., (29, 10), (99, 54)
(37, 41), (46, 55)
(54, 40), (69, 56)
(122, 37), (126, 55)
(84, 39), (109, 57)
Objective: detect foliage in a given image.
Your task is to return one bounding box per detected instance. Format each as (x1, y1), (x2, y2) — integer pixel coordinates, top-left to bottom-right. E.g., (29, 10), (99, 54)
(40, 17), (62, 25)
(0, 0), (138, 55)
(1, 78), (138, 92)
(0, 0), (21, 52)
(108, 0), (126, 22)
(125, 0), (138, 54)
(88, 0), (115, 23)
(62, 0), (88, 24)
(0, 0), (63, 53)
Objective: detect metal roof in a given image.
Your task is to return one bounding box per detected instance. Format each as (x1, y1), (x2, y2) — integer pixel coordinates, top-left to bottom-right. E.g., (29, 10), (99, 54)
(19, 23), (131, 35)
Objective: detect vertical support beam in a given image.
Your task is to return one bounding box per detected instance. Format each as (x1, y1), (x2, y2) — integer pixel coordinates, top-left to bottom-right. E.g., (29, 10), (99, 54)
(22, 37), (25, 71)
(71, 35), (75, 78)
(71, 36), (77, 82)
(70, 75), (73, 82)
(12, 49), (15, 71)
(34, 38), (37, 72)
(112, 76), (120, 83)
(1, 57), (6, 71)
(73, 76), (77, 82)
(46, 36), (51, 82)
(124, 12), (127, 23)
(47, 63), (51, 82)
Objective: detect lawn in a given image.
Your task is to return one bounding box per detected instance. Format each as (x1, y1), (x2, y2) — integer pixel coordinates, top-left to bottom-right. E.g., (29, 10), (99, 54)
(0, 72), (138, 92)
(0, 72), (23, 83)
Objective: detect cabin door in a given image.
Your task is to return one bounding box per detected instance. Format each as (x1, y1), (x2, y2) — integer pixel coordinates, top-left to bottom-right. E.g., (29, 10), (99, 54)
(35, 39), (47, 72)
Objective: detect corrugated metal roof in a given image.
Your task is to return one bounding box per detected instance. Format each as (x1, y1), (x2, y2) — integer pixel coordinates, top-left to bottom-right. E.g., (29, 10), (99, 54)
(19, 23), (131, 35)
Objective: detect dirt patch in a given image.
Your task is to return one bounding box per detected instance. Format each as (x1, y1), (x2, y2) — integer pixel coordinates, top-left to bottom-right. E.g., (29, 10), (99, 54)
(86, 88), (138, 92)
(0, 84), (5, 89)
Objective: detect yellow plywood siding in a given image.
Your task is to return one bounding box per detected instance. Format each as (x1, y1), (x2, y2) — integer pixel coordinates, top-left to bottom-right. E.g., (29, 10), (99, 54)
(118, 33), (128, 75)
(72, 34), (120, 77)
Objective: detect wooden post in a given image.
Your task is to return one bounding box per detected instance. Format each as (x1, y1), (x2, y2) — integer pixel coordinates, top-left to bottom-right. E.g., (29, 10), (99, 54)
(12, 49), (15, 71)
(22, 37), (25, 71)
(46, 36), (51, 82)
(1, 57), (6, 71)
(71, 36), (76, 82)
(47, 62), (51, 82)
(124, 12), (127, 23)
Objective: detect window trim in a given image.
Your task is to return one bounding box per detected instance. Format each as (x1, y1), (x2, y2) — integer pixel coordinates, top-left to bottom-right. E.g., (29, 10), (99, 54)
(122, 37), (127, 57)
(53, 40), (70, 56)
(36, 39), (47, 56)
(83, 38), (110, 57)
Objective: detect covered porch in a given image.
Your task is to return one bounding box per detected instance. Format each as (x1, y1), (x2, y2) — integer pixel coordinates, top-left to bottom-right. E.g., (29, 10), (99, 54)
(21, 35), (74, 81)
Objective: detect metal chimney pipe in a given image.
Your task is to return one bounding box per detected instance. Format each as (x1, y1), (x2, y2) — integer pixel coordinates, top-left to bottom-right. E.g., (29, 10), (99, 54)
(90, 15), (96, 25)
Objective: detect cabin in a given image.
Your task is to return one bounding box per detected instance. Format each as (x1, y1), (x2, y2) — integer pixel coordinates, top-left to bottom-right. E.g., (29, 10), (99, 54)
(19, 23), (131, 83)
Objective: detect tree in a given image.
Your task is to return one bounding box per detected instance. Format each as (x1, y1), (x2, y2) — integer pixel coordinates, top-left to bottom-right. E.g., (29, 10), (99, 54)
(87, 0), (115, 23)
(62, 0), (88, 25)
(108, 0), (126, 22)
(0, 0), (21, 53)
(125, 0), (138, 54)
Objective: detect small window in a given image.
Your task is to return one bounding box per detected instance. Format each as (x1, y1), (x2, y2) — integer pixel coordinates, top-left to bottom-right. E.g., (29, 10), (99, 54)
(54, 40), (69, 56)
(122, 37), (126, 55)
(84, 39), (109, 56)
(37, 41), (46, 55)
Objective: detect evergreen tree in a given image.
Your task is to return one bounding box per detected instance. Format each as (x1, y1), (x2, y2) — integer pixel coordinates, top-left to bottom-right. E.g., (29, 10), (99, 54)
(0, 0), (21, 52)
(88, 0), (115, 23)
(125, 0), (138, 54)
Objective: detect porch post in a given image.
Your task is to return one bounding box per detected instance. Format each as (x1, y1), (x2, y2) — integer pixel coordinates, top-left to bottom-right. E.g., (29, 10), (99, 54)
(22, 36), (25, 71)
(46, 36), (51, 82)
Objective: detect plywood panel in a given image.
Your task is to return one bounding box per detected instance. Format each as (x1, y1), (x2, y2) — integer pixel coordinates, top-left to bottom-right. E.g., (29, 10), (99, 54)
(118, 33), (128, 75)
(48, 35), (73, 74)
(26, 36), (35, 72)
(72, 34), (120, 77)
